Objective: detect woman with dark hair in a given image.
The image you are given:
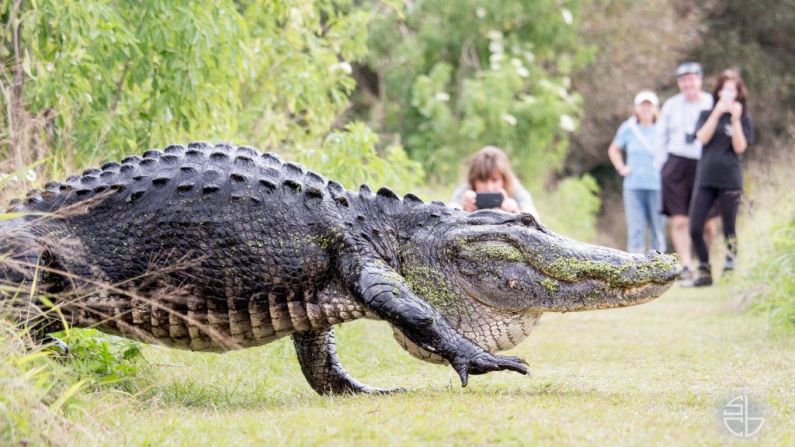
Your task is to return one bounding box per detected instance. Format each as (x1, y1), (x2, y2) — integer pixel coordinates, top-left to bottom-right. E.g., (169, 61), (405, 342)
(689, 70), (753, 286)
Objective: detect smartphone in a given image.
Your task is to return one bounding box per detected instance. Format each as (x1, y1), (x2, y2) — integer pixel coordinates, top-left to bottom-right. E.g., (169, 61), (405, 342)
(475, 192), (504, 210)
(719, 89), (736, 102)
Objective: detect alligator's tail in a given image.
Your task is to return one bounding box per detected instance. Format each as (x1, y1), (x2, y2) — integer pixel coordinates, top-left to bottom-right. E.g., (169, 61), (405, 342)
(0, 217), (43, 283)
(0, 217), (57, 338)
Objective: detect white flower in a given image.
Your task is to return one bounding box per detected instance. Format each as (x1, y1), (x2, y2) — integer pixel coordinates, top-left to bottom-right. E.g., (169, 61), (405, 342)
(487, 30), (503, 41)
(559, 114), (577, 132)
(46, 63), (55, 72)
(476, 7), (486, 18)
(511, 58), (522, 67)
(501, 113), (518, 126)
(25, 169), (37, 182)
(561, 8), (574, 25)
(524, 51), (535, 64)
(489, 53), (504, 64)
(490, 62), (501, 71)
(434, 92), (450, 102)
(516, 66), (530, 78)
(488, 41), (503, 54)
(520, 94), (537, 104)
(329, 62), (352, 74)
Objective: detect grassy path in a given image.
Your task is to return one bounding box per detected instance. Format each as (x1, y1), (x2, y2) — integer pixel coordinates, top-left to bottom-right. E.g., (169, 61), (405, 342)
(78, 285), (794, 446)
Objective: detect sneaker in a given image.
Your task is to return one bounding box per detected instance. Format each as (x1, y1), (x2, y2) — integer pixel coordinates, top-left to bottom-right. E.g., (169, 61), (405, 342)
(723, 256), (735, 274)
(692, 263), (713, 287)
(677, 266), (695, 287)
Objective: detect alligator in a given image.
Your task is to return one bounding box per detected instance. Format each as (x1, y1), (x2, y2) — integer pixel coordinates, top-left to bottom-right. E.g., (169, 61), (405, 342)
(0, 142), (681, 395)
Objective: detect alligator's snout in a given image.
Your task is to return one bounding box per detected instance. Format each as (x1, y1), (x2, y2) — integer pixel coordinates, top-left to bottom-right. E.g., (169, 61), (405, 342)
(541, 244), (681, 285)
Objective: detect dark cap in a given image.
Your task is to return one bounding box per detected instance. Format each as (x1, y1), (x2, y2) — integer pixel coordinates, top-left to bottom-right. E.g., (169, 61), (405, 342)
(675, 62), (703, 78)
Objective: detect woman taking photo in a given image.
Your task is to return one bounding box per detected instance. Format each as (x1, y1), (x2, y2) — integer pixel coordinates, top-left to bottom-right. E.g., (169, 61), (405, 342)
(608, 90), (666, 254)
(451, 146), (540, 219)
(689, 70), (753, 287)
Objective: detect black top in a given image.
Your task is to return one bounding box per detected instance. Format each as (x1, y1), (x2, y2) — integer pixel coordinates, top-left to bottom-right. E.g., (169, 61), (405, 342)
(695, 110), (753, 190)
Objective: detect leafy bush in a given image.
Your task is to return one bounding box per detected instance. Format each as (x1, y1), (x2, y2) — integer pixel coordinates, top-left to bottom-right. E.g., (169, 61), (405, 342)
(298, 122), (424, 193)
(51, 328), (148, 393)
(356, 0), (588, 186)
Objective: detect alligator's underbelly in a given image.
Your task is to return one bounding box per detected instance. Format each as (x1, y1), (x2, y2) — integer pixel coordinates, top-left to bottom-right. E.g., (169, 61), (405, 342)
(61, 285), (376, 352)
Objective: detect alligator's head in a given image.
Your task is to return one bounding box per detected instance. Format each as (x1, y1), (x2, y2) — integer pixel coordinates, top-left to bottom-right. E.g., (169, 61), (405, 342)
(394, 208), (681, 361)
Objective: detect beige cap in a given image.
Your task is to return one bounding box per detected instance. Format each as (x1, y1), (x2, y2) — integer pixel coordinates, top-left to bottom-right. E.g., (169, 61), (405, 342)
(634, 90), (659, 107)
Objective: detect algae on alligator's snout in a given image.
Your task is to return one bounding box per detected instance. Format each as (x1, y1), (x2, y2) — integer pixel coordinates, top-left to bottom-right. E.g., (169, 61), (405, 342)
(540, 277), (559, 292)
(544, 254), (679, 287)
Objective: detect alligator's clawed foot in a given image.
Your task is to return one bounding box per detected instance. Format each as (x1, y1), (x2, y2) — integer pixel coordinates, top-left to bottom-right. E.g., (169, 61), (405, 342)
(453, 351), (530, 387)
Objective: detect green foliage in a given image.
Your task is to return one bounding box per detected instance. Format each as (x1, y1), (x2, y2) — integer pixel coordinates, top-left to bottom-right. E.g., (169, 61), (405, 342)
(738, 220), (795, 334)
(298, 122), (424, 193)
(536, 174), (600, 241)
(727, 153), (795, 334)
(358, 0), (587, 185)
(52, 328), (148, 392)
(1, 0), (423, 191)
(19, 0), (249, 165)
(0, 321), (92, 445)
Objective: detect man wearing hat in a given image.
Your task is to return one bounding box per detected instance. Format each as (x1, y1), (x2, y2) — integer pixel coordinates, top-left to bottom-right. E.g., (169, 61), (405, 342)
(658, 62), (717, 282)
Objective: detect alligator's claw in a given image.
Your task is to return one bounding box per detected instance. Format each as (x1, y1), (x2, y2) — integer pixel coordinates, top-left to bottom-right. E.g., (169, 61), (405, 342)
(453, 351), (530, 387)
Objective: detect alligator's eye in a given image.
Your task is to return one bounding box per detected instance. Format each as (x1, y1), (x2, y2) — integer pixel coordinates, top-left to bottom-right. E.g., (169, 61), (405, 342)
(518, 213), (547, 233)
(520, 214), (536, 227)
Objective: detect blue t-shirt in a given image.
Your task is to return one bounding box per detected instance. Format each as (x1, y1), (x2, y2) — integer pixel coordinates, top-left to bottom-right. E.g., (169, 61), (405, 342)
(613, 119), (662, 190)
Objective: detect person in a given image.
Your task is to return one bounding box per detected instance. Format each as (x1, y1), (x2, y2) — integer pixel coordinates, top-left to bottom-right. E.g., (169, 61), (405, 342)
(658, 62), (718, 282)
(451, 146), (539, 219)
(689, 70), (753, 287)
(607, 90), (666, 254)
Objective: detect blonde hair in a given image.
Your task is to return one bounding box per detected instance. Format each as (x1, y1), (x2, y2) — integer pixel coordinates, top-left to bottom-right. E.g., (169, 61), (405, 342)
(466, 146), (517, 197)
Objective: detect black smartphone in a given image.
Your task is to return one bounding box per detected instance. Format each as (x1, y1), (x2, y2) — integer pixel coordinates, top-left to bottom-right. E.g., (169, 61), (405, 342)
(475, 192), (504, 210)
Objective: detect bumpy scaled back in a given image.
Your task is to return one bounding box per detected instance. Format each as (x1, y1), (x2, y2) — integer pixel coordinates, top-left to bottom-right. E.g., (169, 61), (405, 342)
(7, 142), (429, 215)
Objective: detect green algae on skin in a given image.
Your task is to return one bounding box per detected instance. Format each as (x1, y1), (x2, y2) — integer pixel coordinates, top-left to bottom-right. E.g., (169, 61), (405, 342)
(545, 254), (679, 287)
(540, 277), (559, 292)
(401, 261), (457, 308)
(462, 241), (524, 263)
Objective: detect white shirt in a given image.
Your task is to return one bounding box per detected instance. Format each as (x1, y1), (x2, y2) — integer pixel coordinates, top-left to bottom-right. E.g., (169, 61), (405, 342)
(659, 92), (714, 160)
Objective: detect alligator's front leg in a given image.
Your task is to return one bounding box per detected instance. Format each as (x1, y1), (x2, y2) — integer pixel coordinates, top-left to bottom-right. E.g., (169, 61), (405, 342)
(339, 254), (530, 387)
(293, 328), (402, 395)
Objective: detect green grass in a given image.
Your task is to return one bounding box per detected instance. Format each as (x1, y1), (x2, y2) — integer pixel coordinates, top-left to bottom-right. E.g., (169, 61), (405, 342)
(28, 284), (790, 446)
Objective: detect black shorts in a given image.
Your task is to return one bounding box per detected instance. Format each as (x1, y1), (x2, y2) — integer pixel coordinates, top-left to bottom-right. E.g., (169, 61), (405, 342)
(661, 155), (719, 218)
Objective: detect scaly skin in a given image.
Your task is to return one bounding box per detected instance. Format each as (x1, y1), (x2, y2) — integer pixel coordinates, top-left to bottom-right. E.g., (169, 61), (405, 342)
(0, 142), (681, 395)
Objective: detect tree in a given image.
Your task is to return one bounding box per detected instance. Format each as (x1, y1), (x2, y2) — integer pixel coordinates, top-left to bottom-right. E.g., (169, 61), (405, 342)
(0, 0), (422, 191)
(353, 0), (588, 186)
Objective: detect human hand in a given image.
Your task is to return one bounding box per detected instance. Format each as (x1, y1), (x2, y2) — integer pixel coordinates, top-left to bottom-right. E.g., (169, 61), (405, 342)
(499, 189), (519, 213)
(462, 190), (477, 212)
(730, 102), (743, 120)
(713, 100), (733, 116)
(617, 165), (632, 176)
